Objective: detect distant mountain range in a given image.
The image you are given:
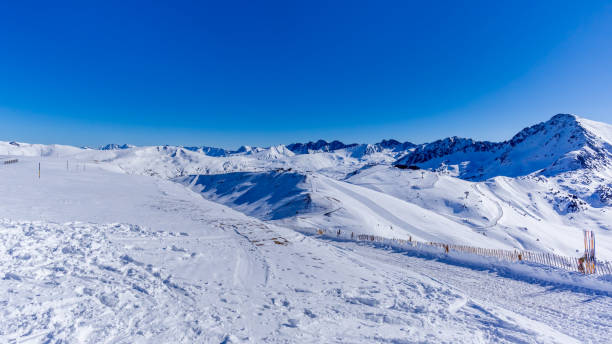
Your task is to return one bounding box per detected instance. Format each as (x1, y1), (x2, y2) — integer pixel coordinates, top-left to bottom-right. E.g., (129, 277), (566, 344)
(2, 113), (609, 185)
(99, 139), (416, 157)
(99, 143), (135, 150)
(96, 113), (612, 182)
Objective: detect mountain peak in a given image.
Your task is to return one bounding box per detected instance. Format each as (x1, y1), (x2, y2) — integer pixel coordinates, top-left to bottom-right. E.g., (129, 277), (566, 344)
(99, 143), (134, 150)
(395, 113), (612, 180)
(286, 140), (355, 154)
(551, 113), (578, 120)
(376, 139), (416, 150)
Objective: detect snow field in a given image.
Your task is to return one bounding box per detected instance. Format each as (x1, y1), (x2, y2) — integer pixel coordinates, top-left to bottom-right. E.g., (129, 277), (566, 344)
(0, 221), (213, 342)
(2, 157), (609, 342)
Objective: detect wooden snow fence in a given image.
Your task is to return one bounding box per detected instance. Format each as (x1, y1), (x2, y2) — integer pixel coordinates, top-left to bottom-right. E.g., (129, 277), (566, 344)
(312, 229), (612, 276)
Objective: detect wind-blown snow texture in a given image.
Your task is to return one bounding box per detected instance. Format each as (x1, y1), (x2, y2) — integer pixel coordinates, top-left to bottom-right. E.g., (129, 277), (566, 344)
(1, 114), (612, 343)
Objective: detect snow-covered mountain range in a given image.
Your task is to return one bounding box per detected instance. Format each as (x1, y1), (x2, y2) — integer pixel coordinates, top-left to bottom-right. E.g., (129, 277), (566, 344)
(91, 113), (612, 181)
(1, 114), (611, 259)
(2, 113), (612, 342)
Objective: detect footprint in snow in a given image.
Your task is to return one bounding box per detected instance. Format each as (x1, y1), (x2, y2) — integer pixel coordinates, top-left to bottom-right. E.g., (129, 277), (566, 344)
(3, 272), (21, 281)
(171, 245), (187, 252)
(283, 318), (299, 328)
(303, 309), (317, 318)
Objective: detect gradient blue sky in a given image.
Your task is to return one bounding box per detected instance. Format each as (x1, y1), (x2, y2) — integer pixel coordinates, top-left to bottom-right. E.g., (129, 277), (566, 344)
(1, 1), (611, 149)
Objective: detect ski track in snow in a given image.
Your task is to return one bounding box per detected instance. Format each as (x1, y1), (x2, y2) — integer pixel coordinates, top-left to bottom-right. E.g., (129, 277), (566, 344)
(471, 183), (504, 229)
(315, 176), (433, 240)
(326, 239), (612, 343)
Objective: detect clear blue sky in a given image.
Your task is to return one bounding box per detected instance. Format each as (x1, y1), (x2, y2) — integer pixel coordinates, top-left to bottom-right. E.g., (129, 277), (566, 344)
(1, 1), (611, 149)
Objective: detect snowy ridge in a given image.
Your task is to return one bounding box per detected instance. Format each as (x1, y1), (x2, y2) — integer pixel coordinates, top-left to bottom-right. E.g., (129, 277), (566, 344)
(395, 114), (612, 180)
(99, 143), (134, 150)
(286, 139), (415, 157)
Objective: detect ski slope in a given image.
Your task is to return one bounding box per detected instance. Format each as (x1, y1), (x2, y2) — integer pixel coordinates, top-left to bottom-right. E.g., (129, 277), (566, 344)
(178, 164), (612, 259)
(1, 156), (611, 343)
(0, 158), (612, 343)
(179, 171), (508, 246)
(347, 165), (612, 259)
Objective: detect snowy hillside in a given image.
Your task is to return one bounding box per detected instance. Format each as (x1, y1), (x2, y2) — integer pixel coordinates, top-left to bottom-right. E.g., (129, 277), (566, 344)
(395, 114), (612, 180)
(346, 165), (612, 258)
(2, 155), (611, 343)
(176, 161), (612, 259)
(177, 171), (500, 246)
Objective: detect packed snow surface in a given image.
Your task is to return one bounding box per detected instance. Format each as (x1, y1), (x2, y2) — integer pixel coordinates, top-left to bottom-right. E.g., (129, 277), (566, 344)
(2, 114), (612, 342)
